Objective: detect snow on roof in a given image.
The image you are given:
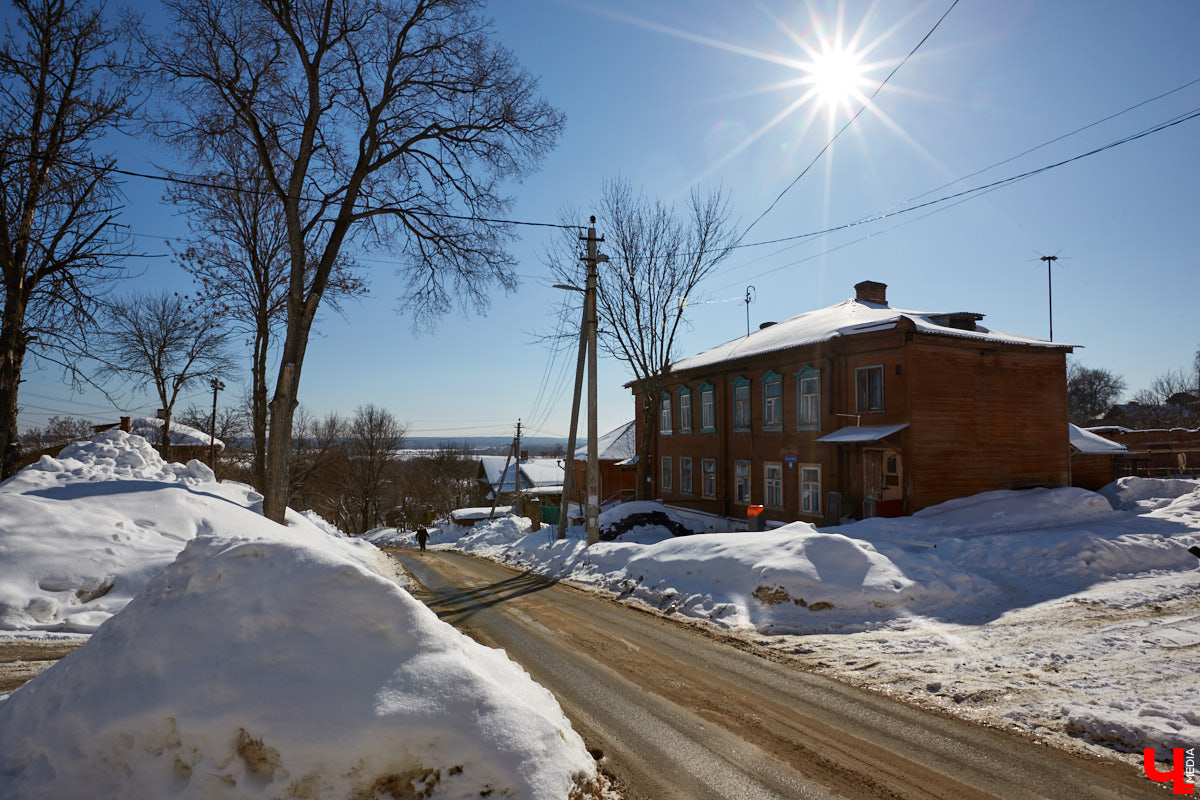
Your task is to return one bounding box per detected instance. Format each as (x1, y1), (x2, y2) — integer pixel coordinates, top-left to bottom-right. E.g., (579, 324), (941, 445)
(1069, 424), (1129, 454)
(478, 457), (565, 493)
(815, 423), (909, 444)
(573, 420), (637, 461)
(452, 506), (515, 521)
(129, 416), (224, 450)
(671, 298), (1071, 373)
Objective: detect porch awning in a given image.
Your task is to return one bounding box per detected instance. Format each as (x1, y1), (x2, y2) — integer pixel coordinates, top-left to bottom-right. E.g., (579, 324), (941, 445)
(815, 423), (909, 443)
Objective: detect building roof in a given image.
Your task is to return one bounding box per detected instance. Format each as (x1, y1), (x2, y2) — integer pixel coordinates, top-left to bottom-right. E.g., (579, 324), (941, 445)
(815, 423), (909, 444)
(1069, 424), (1130, 454)
(573, 420), (637, 461)
(671, 297), (1072, 374)
(478, 456), (565, 493)
(129, 417), (224, 450)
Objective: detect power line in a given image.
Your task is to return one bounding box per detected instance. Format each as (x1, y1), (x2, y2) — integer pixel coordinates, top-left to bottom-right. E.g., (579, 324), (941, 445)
(724, 106), (1200, 255)
(738, 0), (961, 243)
(10, 152), (581, 233)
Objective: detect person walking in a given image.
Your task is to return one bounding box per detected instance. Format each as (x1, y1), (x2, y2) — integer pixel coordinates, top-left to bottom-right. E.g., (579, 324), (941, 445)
(415, 525), (429, 552)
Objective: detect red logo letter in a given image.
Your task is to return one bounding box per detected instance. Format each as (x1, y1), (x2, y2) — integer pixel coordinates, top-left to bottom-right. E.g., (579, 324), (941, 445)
(1144, 748), (1196, 795)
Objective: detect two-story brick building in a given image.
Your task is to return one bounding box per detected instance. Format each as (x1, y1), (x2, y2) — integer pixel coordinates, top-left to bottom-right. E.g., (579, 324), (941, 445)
(632, 280), (1075, 524)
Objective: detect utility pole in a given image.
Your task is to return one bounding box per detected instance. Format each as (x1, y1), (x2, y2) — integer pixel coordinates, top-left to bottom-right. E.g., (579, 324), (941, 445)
(557, 296), (588, 540)
(488, 436), (516, 520)
(582, 218), (608, 545)
(745, 285), (756, 337)
(1040, 254), (1058, 341)
(208, 378), (225, 469)
(514, 419), (522, 493)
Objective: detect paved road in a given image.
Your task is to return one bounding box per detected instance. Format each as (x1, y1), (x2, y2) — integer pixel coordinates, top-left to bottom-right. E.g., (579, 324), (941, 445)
(391, 549), (1159, 800)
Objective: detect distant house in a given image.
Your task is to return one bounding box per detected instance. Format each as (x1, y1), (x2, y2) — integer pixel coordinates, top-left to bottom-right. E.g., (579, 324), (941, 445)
(92, 416), (223, 464)
(473, 456), (564, 505)
(566, 420), (638, 507)
(629, 280), (1075, 524)
(1080, 425), (1200, 481)
(1068, 424), (1130, 490)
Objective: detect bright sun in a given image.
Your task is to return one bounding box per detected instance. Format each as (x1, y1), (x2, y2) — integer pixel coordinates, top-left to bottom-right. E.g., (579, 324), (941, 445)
(804, 44), (869, 112)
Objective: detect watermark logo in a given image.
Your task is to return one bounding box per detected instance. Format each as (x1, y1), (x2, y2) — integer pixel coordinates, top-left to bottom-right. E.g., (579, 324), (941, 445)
(1144, 747), (1196, 795)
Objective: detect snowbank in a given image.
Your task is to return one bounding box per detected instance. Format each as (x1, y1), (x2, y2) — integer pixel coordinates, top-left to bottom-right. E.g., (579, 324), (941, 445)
(0, 431), (337, 633)
(0, 533), (601, 798)
(0, 429), (605, 798)
(1098, 476), (1200, 511)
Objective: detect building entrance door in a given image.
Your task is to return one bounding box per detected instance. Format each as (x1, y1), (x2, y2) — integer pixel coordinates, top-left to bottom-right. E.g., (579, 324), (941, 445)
(863, 449), (884, 517)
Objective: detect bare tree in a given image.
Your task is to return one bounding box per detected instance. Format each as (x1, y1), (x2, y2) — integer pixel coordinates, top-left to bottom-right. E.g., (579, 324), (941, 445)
(99, 291), (236, 460)
(340, 404), (406, 533)
(143, 0), (564, 521)
(0, 0), (136, 477)
(1066, 359), (1126, 425)
(547, 179), (736, 498)
(167, 140), (365, 491)
(20, 414), (94, 449)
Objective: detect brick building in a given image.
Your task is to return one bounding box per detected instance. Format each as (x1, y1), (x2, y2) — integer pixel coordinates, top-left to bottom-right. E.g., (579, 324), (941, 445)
(631, 280), (1075, 524)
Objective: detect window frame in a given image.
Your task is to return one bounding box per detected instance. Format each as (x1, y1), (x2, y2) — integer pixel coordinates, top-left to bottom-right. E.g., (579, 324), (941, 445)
(701, 458), (716, 498)
(734, 459), (751, 503)
(659, 391), (673, 434)
(764, 462), (783, 508)
(795, 365), (821, 431)
(732, 376), (751, 431)
(699, 382), (715, 433)
(855, 365), (885, 413)
(762, 370), (783, 431)
(678, 386), (692, 434)
(801, 465), (822, 515)
(680, 456), (693, 494)
(661, 455), (672, 492)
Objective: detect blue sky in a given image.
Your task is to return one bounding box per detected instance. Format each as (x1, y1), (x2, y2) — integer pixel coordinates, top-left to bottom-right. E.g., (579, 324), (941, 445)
(20, 0), (1200, 441)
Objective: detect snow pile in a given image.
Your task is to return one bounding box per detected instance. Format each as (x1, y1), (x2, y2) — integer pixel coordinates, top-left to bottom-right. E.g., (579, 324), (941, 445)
(457, 515), (534, 549)
(0, 533), (602, 798)
(0, 430), (342, 632)
(0, 429), (605, 798)
(128, 416), (222, 449)
(598, 500), (697, 542)
(1098, 476), (1200, 511)
(460, 522), (990, 632)
(298, 509), (347, 538)
(910, 487), (1114, 536)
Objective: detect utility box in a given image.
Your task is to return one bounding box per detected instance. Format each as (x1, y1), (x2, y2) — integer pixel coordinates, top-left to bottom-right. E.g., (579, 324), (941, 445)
(747, 504), (765, 532)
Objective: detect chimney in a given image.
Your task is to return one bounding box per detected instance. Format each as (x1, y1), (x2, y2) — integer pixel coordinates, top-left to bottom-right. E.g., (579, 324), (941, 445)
(120, 416), (131, 432)
(854, 280), (887, 306)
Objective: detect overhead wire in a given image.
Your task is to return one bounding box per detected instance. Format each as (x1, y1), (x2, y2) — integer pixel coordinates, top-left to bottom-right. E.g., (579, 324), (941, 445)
(737, 0), (962, 243)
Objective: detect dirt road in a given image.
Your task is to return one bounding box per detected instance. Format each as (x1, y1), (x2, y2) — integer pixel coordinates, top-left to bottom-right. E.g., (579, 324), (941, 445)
(392, 549), (1160, 800)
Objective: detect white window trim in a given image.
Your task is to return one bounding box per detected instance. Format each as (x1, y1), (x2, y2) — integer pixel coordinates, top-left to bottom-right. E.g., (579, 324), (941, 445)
(660, 393), (673, 434)
(701, 458), (717, 498)
(800, 464), (822, 515)
(764, 462), (783, 508)
(680, 456), (693, 494)
(734, 459), (751, 503)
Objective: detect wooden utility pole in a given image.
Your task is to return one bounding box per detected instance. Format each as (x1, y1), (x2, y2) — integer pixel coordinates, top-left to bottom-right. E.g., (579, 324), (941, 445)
(558, 300), (588, 540)
(208, 378), (225, 469)
(582, 218), (608, 545)
(488, 437), (516, 520)
(514, 419), (522, 492)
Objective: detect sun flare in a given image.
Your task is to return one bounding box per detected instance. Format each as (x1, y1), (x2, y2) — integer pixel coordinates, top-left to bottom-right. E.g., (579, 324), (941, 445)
(804, 44), (869, 111)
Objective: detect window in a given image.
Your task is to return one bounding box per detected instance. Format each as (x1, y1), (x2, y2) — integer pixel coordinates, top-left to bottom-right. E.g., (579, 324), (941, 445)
(734, 460), (751, 503)
(801, 466), (821, 515)
(733, 377), (751, 430)
(678, 388), (692, 433)
(762, 371), (782, 431)
(661, 456), (672, 492)
(765, 463), (783, 508)
(856, 365), (884, 412)
(700, 383), (715, 432)
(796, 366), (820, 430)
(680, 457), (693, 494)
(701, 458), (716, 498)
(659, 392), (672, 434)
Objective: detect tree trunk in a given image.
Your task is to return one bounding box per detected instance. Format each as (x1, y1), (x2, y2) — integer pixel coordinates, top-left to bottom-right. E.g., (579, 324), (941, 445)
(0, 295), (29, 480)
(263, 358), (300, 523)
(251, 323), (270, 492)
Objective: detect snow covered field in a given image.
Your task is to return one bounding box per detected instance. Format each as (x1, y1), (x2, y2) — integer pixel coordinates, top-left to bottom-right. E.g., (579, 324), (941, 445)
(404, 483), (1200, 770)
(0, 432), (608, 799)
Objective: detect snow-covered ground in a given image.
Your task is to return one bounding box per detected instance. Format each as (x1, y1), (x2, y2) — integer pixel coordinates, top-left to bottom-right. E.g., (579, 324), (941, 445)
(435, 484), (1200, 769)
(0, 432), (608, 799)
